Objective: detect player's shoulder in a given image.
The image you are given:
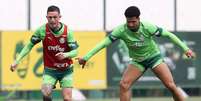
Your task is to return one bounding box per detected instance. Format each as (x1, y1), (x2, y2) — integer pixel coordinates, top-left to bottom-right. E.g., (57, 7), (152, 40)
(61, 22), (73, 33)
(113, 23), (127, 32)
(33, 24), (46, 36)
(140, 20), (158, 32)
(141, 20), (156, 28)
(35, 24), (46, 32)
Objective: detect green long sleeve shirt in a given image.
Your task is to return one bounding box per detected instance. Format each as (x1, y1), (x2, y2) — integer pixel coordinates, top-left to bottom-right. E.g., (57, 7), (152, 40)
(15, 23), (78, 64)
(83, 21), (189, 62)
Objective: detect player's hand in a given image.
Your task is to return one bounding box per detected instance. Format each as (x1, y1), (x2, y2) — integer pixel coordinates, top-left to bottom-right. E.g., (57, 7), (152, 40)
(75, 57), (86, 68)
(10, 61), (18, 72)
(55, 52), (66, 60)
(185, 49), (196, 58)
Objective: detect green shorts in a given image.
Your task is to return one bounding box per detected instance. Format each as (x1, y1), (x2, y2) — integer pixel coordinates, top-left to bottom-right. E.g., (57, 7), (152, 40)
(129, 54), (163, 72)
(42, 67), (73, 88)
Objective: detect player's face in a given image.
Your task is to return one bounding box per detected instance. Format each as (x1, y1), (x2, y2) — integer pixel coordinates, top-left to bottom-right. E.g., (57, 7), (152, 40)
(46, 11), (61, 29)
(126, 17), (140, 32)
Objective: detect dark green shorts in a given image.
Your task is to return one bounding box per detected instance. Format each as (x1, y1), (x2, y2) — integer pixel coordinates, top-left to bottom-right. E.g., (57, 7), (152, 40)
(42, 67), (73, 88)
(129, 54), (163, 72)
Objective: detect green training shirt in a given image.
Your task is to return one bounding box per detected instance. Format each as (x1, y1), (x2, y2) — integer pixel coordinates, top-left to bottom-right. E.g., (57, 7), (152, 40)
(83, 21), (189, 62)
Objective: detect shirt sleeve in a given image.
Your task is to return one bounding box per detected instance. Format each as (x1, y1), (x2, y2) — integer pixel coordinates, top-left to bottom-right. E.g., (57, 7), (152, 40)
(63, 29), (78, 58)
(67, 29), (79, 50)
(161, 29), (189, 52)
(83, 25), (123, 61)
(15, 41), (34, 64)
(16, 26), (44, 64)
(108, 26), (122, 42)
(145, 21), (163, 37)
(145, 21), (189, 52)
(30, 25), (45, 44)
(83, 37), (112, 61)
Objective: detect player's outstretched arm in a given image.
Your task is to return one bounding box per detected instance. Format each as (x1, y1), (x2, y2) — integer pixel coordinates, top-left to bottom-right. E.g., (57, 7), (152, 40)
(76, 37), (112, 68)
(161, 30), (196, 59)
(10, 42), (34, 72)
(162, 30), (190, 52)
(75, 57), (86, 68)
(185, 49), (196, 59)
(10, 61), (18, 72)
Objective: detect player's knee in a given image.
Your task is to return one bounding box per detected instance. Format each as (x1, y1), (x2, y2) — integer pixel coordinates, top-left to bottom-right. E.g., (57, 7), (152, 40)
(119, 80), (130, 91)
(41, 89), (52, 97)
(41, 85), (53, 97)
(64, 97), (72, 101)
(165, 81), (177, 90)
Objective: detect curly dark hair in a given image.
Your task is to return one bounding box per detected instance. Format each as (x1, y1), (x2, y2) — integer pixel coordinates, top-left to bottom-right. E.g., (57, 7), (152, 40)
(124, 6), (140, 18)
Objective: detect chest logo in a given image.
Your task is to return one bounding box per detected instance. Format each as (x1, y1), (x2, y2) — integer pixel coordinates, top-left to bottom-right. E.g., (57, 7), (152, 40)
(59, 38), (65, 44)
(139, 34), (144, 41)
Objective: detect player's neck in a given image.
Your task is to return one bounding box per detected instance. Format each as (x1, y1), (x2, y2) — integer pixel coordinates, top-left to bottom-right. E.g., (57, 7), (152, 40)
(129, 26), (139, 32)
(51, 22), (62, 33)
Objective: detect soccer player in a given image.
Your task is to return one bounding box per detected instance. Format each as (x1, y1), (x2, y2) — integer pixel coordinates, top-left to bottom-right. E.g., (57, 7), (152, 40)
(10, 5), (78, 101)
(76, 6), (195, 101)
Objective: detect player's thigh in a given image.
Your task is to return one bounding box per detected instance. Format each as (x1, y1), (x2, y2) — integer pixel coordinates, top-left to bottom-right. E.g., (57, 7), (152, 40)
(152, 62), (174, 84)
(42, 71), (57, 87)
(121, 64), (143, 86)
(60, 70), (73, 88)
(42, 72), (57, 95)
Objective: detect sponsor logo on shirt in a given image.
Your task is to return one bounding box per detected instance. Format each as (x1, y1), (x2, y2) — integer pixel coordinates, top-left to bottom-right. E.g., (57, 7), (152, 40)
(48, 45), (64, 52)
(131, 42), (145, 48)
(139, 34), (144, 41)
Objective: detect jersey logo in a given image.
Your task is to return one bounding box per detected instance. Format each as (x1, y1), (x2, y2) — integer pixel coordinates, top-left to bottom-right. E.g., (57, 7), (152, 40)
(139, 34), (144, 41)
(59, 37), (65, 44)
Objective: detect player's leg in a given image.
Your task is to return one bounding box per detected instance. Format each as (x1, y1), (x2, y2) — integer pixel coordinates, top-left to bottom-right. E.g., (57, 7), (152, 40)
(152, 62), (184, 101)
(60, 67), (73, 101)
(41, 68), (57, 101)
(62, 88), (72, 101)
(41, 84), (54, 101)
(120, 63), (144, 101)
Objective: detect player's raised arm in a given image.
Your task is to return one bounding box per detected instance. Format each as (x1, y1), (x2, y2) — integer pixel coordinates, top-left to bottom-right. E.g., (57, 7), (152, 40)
(160, 29), (195, 58)
(76, 36), (113, 68)
(10, 33), (42, 72)
(10, 41), (35, 72)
